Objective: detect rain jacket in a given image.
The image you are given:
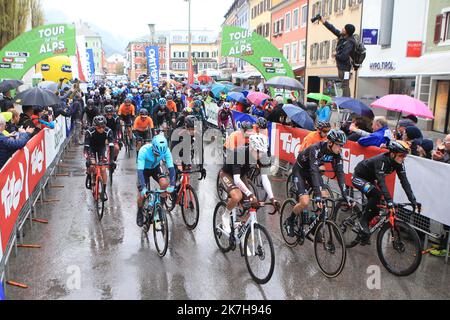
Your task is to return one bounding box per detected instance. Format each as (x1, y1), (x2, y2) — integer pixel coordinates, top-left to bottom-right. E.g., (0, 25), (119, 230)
(358, 126), (392, 148)
(0, 131), (31, 169)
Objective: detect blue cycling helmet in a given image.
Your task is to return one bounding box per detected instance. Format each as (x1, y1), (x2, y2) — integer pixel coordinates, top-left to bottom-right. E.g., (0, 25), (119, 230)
(194, 100), (202, 108)
(127, 93), (133, 100)
(159, 98), (167, 106)
(152, 134), (168, 156)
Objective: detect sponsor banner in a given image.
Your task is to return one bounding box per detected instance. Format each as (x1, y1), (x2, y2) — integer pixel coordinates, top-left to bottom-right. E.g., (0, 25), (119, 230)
(205, 101), (219, 126)
(86, 48), (96, 85)
(25, 130), (46, 195)
(145, 46), (160, 87)
(0, 228), (3, 266)
(233, 111), (257, 128)
(0, 281), (4, 300)
(65, 116), (72, 137)
(394, 156), (450, 226)
(45, 116), (67, 168)
(271, 123), (395, 192)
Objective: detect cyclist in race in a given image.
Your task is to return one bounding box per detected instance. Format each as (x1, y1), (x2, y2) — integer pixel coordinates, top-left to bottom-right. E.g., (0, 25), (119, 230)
(104, 105), (122, 163)
(166, 94), (178, 129)
(136, 134), (176, 227)
(81, 99), (100, 128)
(217, 102), (237, 134)
(118, 98), (136, 150)
(352, 140), (420, 243)
(155, 98), (172, 132)
(300, 121), (331, 152)
(192, 100), (208, 130)
(141, 93), (153, 115)
(84, 115), (115, 201)
(284, 130), (352, 237)
(174, 107), (193, 129)
(224, 120), (253, 151)
(253, 117), (268, 135)
(133, 109), (154, 152)
(218, 134), (279, 233)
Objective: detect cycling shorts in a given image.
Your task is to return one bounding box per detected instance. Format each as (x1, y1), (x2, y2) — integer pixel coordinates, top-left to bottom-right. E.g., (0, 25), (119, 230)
(135, 130), (151, 142)
(87, 146), (108, 165)
(141, 165), (167, 187)
(120, 115), (133, 126)
(292, 163), (325, 197)
(219, 170), (250, 195)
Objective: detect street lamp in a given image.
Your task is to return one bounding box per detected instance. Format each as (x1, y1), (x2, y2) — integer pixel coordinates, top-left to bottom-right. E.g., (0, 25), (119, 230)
(184, 0), (192, 82)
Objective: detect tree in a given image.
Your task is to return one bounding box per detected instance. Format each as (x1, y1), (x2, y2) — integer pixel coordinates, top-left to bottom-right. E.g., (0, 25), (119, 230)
(0, 0), (45, 49)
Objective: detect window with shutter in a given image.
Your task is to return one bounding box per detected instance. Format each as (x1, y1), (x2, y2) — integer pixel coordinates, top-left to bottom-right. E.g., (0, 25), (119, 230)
(319, 42), (324, 60)
(434, 14), (443, 43)
(310, 44), (314, 61)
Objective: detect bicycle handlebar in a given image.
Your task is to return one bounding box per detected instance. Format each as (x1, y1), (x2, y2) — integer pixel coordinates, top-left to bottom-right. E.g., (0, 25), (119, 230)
(241, 200), (278, 215)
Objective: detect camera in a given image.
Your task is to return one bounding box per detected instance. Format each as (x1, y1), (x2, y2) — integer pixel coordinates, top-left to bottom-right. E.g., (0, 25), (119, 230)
(311, 14), (322, 23)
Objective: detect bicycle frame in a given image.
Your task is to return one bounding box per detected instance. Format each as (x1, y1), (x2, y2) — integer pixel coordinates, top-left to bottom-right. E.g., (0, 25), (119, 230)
(92, 164), (108, 200)
(174, 172), (192, 210)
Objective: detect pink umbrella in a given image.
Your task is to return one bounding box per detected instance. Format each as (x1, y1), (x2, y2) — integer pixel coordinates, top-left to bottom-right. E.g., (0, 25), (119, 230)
(247, 91), (270, 106)
(371, 95), (434, 119)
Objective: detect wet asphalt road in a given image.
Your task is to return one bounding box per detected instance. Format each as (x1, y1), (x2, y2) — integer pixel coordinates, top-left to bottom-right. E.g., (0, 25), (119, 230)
(4, 141), (450, 300)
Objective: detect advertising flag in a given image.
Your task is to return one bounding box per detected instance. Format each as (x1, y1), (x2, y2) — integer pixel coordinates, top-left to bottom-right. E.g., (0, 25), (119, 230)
(86, 48), (96, 85)
(145, 46), (160, 87)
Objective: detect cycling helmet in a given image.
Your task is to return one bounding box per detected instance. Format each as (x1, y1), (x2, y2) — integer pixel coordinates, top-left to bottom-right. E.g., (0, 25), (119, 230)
(104, 105), (115, 114)
(327, 129), (347, 145)
(139, 109), (149, 116)
(388, 140), (411, 154)
(159, 98), (167, 106)
(152, 134), (168, 155)
(127, 93), (134, 100)
(194, 100), (203, 108)
(150, 92), (157, 99)
(249, 134), (269, 153)
(256, 117), (268, 129)
(185, 115), (196, 129)
(104, 94), (111, 100)
(93, 115), (107, 127)
(240, 121), (253, 131)
(87, 99), (95, 106)
(124, 98), (132, 104)
(143, 93), (151, 99)
(184, 107), (193, 114)
(317, 121), (331, 130)
(222, 102), (231, 110)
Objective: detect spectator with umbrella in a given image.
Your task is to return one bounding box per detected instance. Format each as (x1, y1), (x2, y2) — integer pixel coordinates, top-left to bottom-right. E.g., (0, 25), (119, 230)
(355, 116), (393, 148)
(282, 104), (316, 131)
(266, 96), (286, 124)
(0, 80), (23, 112)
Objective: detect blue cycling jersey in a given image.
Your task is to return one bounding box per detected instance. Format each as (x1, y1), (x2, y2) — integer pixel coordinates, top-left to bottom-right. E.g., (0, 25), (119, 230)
(137, 143), (174, 171)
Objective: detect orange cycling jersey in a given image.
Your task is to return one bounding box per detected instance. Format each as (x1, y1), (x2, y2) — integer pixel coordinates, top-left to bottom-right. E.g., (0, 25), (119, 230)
(224, 131), (251, 150)
(118, 104), (135, 116)
(300, 131), (326, 152)
(133, 116), (154, 132)
(167, 101), (177, 113)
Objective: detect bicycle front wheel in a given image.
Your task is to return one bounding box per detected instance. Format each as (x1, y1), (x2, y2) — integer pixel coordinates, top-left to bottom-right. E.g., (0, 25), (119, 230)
(280, 199), (299, 248)
(314, 220), (346, 278)
(244, 223), (275, 285)
(153, 204), (169, 257)
(181, 185), (200, 230)
(94, 180), (105, 221)
(213, 202), (232, 253)
(377, 220), (422, 276)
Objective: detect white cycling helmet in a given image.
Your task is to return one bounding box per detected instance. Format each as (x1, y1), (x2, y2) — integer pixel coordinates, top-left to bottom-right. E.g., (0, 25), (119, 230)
(249, 134), (269, 153)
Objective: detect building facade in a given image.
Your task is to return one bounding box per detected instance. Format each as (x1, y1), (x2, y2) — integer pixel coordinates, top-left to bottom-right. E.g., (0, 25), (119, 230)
(305, 0), (363, 98)
(77, 22), (105, 76)
(250, 0), (272, 40)
(106, 54), (125, 75)
(271, 0), (308, 79)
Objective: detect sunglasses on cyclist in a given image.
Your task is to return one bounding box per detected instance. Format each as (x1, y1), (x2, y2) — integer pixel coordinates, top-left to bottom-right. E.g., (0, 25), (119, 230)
(96, 125), (106, 129)
(395, 153), (408, 159)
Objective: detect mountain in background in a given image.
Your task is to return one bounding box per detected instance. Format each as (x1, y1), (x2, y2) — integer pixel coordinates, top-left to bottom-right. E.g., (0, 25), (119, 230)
(44, 9), (128, 57)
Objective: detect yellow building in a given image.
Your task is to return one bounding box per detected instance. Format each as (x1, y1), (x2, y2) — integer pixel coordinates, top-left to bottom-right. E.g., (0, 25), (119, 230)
(305, 0), (362, 99)
(249, 0), (272, 40)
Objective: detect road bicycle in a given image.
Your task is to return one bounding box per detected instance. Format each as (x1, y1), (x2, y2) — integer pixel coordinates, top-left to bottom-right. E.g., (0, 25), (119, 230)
(121, 123), (133, 158)
(213, 200), (277, 284)
(165, 168), (206, 230)
(216, 171), (260, 203)
(142, 188), (170, 257)
(333, 197), (422, 276)
(86, 162), (109, 221)
(280, 197), (347, 278)
(286, 170), (335, 203)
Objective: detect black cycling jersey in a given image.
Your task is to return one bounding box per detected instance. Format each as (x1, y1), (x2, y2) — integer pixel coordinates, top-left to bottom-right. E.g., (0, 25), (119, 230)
(105, 115), (121, 140)
(295, 141), (346, 198)
(353, 152), (415, 204)
(222, 146), (271, 178)
(155, 105), (171, 126)
(82, 106), (100, 124)
(84, 127), (114, 152)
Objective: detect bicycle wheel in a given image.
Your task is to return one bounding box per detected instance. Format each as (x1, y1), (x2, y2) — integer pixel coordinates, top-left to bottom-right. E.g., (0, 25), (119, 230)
(377, 220), (422, 276)
(216, 173), (228, 202)
(213, 202), (232, 253)
(280, 199), (299, 247)
(286, 173), (296, 199)
(181, 185), (200, 230)
(96, 182), (105, 221)
(332, 200), (362, 249)
(153, 204), (169, 257)
(314, 220), (346, 278)
(244, 223), (275, 285)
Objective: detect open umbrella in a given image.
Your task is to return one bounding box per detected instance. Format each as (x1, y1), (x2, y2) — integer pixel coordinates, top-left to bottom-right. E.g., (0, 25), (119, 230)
(38, 81), (59, 92)
(198, 75), (213, 83)
(211, 84), (232, 98)
(227, 92), (247, 104)
(283, 104), (315, 131)
(333, 97), (374, 119)
(190, 84), (202, 91)
(307, 93), (332, 104)
(247, 91), (270, 106)
(0, 80), (23, 93)
(15, 87), (60, 106)
(265, 76), (304, 91)
(371, 95), (434, 119)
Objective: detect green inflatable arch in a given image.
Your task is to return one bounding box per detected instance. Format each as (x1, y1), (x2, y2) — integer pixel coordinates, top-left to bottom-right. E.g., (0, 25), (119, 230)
(0, 24), (76, 80)
(220, 26), (295, 80)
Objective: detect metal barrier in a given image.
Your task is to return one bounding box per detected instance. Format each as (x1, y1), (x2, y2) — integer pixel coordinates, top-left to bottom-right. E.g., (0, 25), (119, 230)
(0, 129), (76, 296)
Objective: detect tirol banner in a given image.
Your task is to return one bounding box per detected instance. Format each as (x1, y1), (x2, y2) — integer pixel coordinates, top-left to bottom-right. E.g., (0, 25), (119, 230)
(220, 26), (294, 80)
(86, 49), (96, 85)
(146, 46), (160, 87)
(0, 24), (76, 80)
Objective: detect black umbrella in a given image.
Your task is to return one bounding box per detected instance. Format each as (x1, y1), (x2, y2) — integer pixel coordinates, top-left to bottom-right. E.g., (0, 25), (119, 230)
(0, 80), (24, 93)
(15, 87), (61, 106)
